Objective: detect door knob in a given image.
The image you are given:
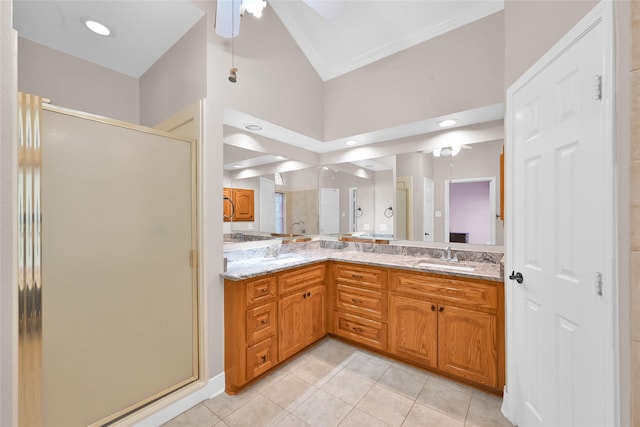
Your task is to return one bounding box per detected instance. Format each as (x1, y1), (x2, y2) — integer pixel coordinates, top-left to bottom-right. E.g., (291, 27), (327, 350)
(509, 271), (524, 284)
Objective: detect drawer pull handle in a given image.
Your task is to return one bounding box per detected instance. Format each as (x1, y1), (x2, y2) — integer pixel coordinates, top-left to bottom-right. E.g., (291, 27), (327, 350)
(351, 298), (363, 304)
(261, 319), (267, 325)
(260, 288), (269, 294)
(260, 355), (267, 364)
(352, 327), (364, 333)
(351, 274), (364, 280)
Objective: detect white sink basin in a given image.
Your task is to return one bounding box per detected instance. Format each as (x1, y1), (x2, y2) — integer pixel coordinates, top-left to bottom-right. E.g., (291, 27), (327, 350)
(261, 256), (306, 265)
(416, 262), (475, 272)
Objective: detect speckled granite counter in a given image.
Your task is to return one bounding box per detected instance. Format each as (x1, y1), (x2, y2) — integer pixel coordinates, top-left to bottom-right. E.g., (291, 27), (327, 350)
(223, 240), (504, 282)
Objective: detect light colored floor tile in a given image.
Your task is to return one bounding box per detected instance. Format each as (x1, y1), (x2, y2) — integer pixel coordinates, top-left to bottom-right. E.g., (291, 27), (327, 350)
(291, 356), (341, 387)
(276, 414), (311, 427)
(338, 407), (390, 427)
(203, 390), (258, 419)
(321, 369), (375, 405)
(162, 403), (220, 427)
(377, 364), (429, 399)
(223, 394), (288, 427)
(465, 394), (514, 427)
(356, 384), (413, 427)
(403, 402), (464, 427)
(260, 373), (317, 411)
(292, 389), (353, 427)
(343, 353), (391, 382)
(311, 340), (359, 367)
(416, 378), (472, 421)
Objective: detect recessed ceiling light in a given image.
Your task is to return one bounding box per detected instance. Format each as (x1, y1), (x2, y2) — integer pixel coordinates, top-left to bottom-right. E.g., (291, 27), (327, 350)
(244, 124), (263, 131)
(275, 156), (286, 160)
(82, 18), (112, 36)
(345, 140), (358, 146)
(437, 119), (457, 128)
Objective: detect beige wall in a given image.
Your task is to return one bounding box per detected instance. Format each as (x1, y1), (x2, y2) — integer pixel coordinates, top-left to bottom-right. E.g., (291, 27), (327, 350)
(17, 38), (140, 124)
(630, 2), (640, 426)
(139, 17), (207, 127)
(323, 11), (504, 141)
(504, 0), (599, 87)
(211, 6), (325, 140)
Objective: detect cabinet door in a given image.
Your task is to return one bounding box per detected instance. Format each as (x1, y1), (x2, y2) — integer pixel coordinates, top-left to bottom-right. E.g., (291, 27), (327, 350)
(437, 305), (497, 388)
(278, 291), (306, 360)
(223, 187), (233, 222)
(389, 295), (437, 368)
(305, 285), (326, 345)
(233, 189), (254, 221)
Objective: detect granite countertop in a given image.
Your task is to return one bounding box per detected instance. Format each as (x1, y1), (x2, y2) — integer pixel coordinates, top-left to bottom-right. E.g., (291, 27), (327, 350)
(223, 246), (503, 283)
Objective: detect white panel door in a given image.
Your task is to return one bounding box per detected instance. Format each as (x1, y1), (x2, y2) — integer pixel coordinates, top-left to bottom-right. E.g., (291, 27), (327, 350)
(319, 188), (340, 234)
(423, 178), (434, 241)
(260, 177), (276, 233)
(509, 13), (613, 427)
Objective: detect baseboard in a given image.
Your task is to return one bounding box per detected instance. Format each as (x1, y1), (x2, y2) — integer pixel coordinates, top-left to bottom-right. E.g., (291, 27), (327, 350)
(131, 373), (226, 427)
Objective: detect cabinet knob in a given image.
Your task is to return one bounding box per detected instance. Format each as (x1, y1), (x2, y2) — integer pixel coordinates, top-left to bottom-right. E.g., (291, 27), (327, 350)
(260, 355), (267, 364)
(352, 327), (364, 333)
(261, 319), (267, 325)
(439, 306), (444, 313)
(307, 291), (311, 298)
(261, 288), (268, 294)
(431, 305), (436, 311)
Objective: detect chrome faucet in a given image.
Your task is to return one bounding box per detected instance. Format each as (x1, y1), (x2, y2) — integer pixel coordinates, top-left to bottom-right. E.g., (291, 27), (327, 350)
(440, 246), (452, 261)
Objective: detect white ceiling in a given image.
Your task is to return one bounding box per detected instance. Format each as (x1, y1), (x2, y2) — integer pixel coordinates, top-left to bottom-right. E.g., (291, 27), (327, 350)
(13, 0), (505, 175)
(270, 0), (504, 82)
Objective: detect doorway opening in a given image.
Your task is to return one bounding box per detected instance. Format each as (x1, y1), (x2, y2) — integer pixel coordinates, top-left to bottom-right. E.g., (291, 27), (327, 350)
(444, 177), (496, 245)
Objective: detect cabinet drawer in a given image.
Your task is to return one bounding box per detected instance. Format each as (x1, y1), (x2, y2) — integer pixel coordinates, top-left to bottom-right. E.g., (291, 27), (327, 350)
(334, 263), (387, 289)
(246, 336), (277, 380)
(390, 272), (497, 310)
(246, 302), (277, 346)
(335, 284), (387, 321)
(333, 312), (387, 351)
(278, 264), (325, 295)
(246, 277), (276, 306)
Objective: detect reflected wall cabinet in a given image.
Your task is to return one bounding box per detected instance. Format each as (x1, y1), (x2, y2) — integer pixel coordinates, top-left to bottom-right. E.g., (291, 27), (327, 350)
(223, 187), (255, 222)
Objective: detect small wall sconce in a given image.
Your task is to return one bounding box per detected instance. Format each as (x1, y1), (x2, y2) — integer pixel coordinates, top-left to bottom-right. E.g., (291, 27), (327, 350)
(384, 206), (394, 218)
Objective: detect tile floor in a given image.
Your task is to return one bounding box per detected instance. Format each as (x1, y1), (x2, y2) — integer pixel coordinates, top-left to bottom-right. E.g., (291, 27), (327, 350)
(163, 338), (514, 427)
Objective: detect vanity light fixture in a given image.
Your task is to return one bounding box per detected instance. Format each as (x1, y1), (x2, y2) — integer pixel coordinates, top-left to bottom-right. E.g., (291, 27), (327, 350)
(82, 18), (112, 36)
(437, 119), (457, 128)
(345, 140), (358, 146)
(233, 165), (242, 168)
(244, 124), (263, 131)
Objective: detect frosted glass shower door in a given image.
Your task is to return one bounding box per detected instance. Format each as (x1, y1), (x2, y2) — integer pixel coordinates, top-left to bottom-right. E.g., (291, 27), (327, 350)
(40, 106), (198, 426)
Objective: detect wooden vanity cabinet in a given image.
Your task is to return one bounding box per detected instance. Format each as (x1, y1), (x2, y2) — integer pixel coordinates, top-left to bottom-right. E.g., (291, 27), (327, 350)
(278, 264), (326, 361)
(331, 263), (388, 351)
(388, 295), (438, 367)
(389, 270), (503, 390)
(224, 275), (278, 393)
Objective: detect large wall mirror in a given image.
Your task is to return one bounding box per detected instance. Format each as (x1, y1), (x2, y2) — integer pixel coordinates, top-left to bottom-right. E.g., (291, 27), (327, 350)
(222, 110), (504, 248)
(318, 156), (395, 237)
(223, 126), (319, 242)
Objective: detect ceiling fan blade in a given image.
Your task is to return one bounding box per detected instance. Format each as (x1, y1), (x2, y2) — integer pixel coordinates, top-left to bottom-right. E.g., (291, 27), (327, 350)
(216, 0), (242, 38)
(302, 0), (344, 20)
